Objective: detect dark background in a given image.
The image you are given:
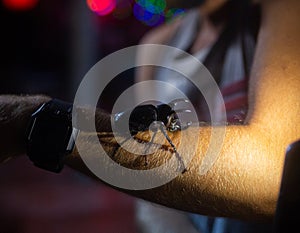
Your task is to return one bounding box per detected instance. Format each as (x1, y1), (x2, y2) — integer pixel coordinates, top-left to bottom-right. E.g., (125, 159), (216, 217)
(0, 0), (150, 104)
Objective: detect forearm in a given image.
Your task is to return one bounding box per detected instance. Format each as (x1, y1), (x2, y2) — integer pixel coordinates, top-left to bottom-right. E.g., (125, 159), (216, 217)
(0, 95), (51, 160)
(66, 123), (281, 222)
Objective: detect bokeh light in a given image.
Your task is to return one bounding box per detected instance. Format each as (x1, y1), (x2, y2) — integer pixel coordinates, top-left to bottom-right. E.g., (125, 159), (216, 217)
(133, 2), (164, 26)
(87, 0), (116, 16)
(2, 0), (39, 11)
(85, 0), (185, 26)
(165, 8), (185, 22)
(133, 0), (185, 27)
(136, 0), (166, 14)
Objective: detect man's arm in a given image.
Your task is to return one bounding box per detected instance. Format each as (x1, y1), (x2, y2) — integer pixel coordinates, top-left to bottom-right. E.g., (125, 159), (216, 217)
(66, 0), (300, 222)
(0, 94), (112, 163)
(0, 95), (51, 162)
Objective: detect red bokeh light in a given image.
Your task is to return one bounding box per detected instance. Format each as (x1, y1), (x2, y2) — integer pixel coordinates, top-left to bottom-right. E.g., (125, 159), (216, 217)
(2, 0), (39, 11)
(87, 0), (116, 16)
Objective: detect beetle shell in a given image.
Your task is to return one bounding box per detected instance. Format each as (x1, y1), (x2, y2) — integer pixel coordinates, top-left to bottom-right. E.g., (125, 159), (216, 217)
(129, 105), (158, 135)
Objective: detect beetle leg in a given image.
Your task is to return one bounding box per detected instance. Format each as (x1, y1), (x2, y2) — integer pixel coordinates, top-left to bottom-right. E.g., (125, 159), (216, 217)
(166, 116), (181, 132)
(98, 131), (134, 158)
(167, 110), (193, 132)
(155, 122), (187, 173)
(173, 109), (192, 114)
(143, 130), (158, 166)
(111, 134), (132, 158)
(169, 98), (194, 134)
(168, 98), (190, 108)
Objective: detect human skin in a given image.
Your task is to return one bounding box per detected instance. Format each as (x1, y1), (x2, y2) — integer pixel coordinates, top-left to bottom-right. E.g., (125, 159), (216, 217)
(1, 0), (300, 223)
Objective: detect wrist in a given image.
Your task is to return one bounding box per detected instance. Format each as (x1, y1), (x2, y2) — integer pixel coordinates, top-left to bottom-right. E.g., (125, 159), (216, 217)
(0, 95), (51, 158)
(25, 98), (80, 172)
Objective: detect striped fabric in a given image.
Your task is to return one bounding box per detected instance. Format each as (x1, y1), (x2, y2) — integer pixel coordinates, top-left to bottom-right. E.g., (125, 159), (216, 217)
(221, 78), (248, 123)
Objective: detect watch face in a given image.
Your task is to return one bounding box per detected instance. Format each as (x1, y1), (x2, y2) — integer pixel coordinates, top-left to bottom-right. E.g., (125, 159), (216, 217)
(31, 115), (71, 152)
(27, 110), (72, 160)
(26, 99), (75, 173)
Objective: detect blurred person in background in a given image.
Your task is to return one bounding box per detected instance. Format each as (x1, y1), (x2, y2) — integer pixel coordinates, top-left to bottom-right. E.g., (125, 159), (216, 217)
(133, 0), (298, 232)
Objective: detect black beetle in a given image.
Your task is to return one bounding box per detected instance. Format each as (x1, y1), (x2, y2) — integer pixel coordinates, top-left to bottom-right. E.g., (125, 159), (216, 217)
(128, 104), (180, 135)
(112, 99), (192, 172)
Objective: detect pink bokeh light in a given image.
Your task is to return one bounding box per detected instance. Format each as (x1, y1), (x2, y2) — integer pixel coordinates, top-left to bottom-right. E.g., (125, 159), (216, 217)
(87, 0), (116, 16)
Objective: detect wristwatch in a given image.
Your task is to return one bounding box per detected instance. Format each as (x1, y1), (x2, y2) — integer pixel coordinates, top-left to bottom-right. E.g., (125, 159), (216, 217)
(26, 99), (79, 173)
